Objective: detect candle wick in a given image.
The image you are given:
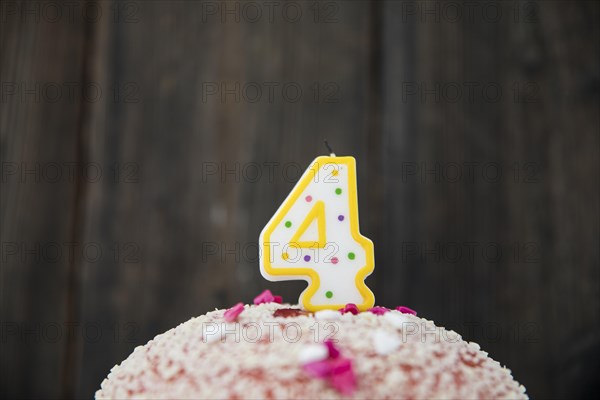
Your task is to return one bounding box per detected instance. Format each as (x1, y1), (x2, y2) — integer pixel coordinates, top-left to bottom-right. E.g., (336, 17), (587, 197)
(324, 139), (335, 157)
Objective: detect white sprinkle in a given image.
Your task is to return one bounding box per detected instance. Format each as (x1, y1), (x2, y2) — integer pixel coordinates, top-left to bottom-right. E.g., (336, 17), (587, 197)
(314, 309), (341, 320)
(383, 311), (412, 328)
(468, 341), (481, 350)
(202, 329), (222, 344)
(298, 344), (328, 364)
(373, 329), (401, 355)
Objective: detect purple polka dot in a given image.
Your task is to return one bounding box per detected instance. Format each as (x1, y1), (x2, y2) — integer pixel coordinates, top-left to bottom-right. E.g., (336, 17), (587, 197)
(304, 255), (311, 262)
(338, 215), (345, 221)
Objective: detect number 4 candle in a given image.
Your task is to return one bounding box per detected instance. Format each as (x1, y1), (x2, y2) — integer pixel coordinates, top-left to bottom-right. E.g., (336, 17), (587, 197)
(259, 153), (375, 312)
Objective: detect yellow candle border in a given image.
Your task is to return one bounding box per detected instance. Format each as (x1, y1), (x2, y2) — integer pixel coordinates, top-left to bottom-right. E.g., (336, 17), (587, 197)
(260, 156), (375, 311)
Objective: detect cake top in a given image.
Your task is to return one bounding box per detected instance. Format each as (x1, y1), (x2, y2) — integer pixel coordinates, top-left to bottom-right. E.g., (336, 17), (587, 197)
(96, 291), (527, 399)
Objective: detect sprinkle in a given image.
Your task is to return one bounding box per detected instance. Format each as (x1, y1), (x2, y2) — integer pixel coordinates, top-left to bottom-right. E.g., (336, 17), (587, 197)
(324, 339), (340, 358)
(396, 306), (417, 316)
(329, 358), (356, 395)
(325, 291), (333, 299)
(254, 289), (282, 305)
(338, 215), (345, 221)
(203, 330), (222, 344)
(331, 257), (339, 264)
(298, 344), (329, 364)
(303, 359), (331, 378)
(347, 252), (355, 260)
(339, 303), (359, 315)
(305, 195), (313, 202)
(304, 255), (311, 262)
(314, 309), (341, 320)
(368, 306), (390, 315)
(285, 221), (292, 228)
(302, 340), (356, 395)
(282, 252), (289, 261)
(373, 329), (401, 355)
(468, 342), (481, 351)
(335, 188), (342, 195)
(223, 303), (244, 322)
(383, 312), (412, 328)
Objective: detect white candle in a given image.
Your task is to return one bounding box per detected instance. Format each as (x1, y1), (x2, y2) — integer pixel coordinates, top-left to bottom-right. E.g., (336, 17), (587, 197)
(259, 154), (375, 311)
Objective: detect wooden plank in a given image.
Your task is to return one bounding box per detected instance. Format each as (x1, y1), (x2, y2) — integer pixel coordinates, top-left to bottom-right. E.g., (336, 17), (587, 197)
(1, 0), (597, 398)
(0, 2), (89, 397)
(76, 1), (374, 397)
(379, 0), (600, 398)
(511, 3), (600, 397)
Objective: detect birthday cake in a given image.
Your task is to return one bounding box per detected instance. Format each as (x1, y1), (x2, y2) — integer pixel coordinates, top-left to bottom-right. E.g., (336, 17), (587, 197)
(97, 155), (526, 398)
(95, 291), (527, 399)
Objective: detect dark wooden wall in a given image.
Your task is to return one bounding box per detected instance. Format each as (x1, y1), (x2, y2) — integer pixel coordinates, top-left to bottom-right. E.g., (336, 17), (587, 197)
(1, 1), (598, 398)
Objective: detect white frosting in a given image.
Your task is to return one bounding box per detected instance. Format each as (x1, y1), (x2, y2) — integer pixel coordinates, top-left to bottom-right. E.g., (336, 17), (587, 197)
(314, 309), (342, 320)
(383, 310), (413, 328)
(96, 303), (528, 400)
(373, 329), (401, 355)
(298, 344), (329, 364)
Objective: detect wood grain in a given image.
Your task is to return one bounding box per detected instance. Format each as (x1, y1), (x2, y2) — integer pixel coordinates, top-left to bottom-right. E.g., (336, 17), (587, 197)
(0, 1), (598, 399)
(0, 1), (89, 397)
(378, 1), (600, 398)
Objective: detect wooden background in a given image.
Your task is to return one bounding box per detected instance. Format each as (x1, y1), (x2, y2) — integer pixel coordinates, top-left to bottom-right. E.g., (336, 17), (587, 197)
(1, 0), (599, 398)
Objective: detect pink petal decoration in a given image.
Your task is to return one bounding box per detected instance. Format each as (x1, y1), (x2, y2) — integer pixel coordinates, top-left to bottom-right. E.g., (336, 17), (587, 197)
(301, 340), (357, 395)
(223, 302), (244, 322)
(329, 358), (356, 395)
(339, 303), (359, 315)
(253, 289), (283, 305)
(329, 356), (352, 375)
(324, 339), (340, 359)
(302, 356), (356, 395)
(396, 306), (417, 316)
(368, 306), (390, 315)
(303, 359), (331, 378)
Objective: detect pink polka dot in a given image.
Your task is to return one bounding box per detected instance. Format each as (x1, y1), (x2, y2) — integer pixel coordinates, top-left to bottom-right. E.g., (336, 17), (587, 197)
(331, 257), (339, 264)
(305, 195), (312, 202)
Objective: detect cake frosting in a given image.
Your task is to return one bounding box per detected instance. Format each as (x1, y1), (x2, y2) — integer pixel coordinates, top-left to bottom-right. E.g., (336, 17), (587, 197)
(96, 299), (527, 399)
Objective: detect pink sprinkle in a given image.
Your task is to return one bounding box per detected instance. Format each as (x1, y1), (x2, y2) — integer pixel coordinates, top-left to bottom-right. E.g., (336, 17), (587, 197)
(253, 289), (282, 305)
(339, 303), (359, 315)
(368, 306), (390, 315)
(305, 195), (313, 202)
(396, 306), (417, 316)
(302, 342), (356, 395)
(329, 358), (356, 395)
(224, 302), (244, 322)
(303, 359), (331, 378)
(324, 339), (340, 358)
(331, 257), (339, 264)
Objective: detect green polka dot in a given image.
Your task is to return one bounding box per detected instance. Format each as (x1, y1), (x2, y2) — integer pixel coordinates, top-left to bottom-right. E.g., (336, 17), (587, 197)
(348, 252), (355, 260)
(325, 291), (333, 299)
(335, 188), (342, 195)
(285, 221), (292, 228)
